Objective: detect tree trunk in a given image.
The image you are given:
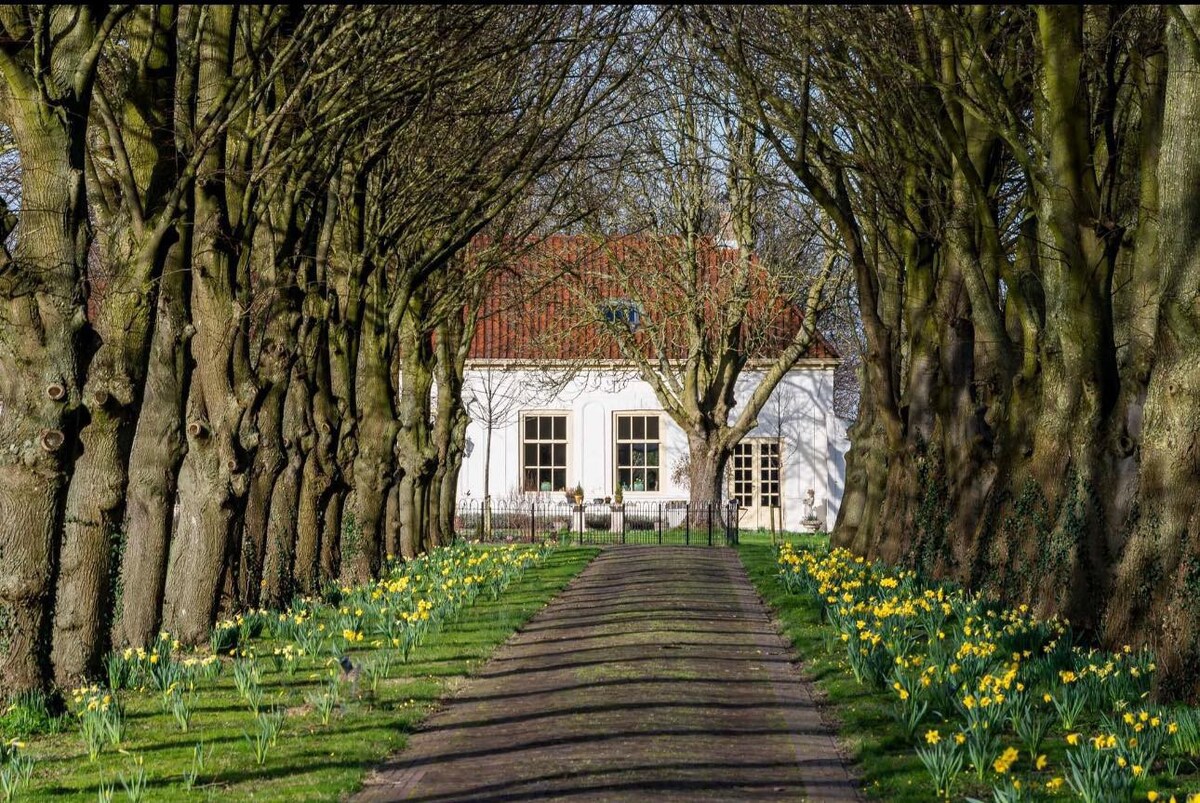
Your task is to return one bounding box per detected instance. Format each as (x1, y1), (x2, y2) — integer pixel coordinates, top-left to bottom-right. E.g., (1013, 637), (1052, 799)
(0, 10), (105, 692)
(52, 4), (180, 679)
(112, 231), (191, 649)
(430, 312), (470, 546)
(1017, 6), (1120, 625)
(1105, 7), (1200, 698)
(438, 446), (464, 545)
(162, 6), (250, 645)
(237, 376), (286, 606)
(341, 308), (396, 582)
(833, 407), (889, 555)
(261, 376), (306, 609)
(397, 473), (424, 558)
(52, 236), (172, 682)
(384, 479), (402, 560)
(322, 491), (344, 585)
(293, 325), (337, 593)
(294, 449), (332, 594)
(293, 178), (340, 593)
(686, 431), (731, 513)
(395, 292), (436, 556)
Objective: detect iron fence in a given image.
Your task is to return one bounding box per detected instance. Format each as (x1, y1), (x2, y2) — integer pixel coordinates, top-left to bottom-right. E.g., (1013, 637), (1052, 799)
(455, 500), (739, 546)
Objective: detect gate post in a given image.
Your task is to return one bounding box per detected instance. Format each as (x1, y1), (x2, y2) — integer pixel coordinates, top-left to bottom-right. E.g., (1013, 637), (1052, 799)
(707, 503), (713, 546)
(530, 503), (536, 543)
(658, 503), (663, 545)
(685, 503), (690, 546)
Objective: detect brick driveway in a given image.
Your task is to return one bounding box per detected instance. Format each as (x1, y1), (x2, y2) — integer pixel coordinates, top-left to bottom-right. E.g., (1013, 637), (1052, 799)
(354, 546), (860, 802)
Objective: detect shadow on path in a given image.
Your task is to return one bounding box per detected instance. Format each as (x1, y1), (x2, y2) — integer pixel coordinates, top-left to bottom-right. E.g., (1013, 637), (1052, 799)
(355, 547), (860, 802)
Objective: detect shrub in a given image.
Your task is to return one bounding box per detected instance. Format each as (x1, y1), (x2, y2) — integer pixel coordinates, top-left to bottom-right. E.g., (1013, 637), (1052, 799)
(584, 513), (611, 530)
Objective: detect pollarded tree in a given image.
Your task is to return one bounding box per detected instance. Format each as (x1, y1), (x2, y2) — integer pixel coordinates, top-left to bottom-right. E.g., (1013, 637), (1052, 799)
(702, 5), (1182, 692)
(329, 5), (637, 578)
(0, 4), (129, 696)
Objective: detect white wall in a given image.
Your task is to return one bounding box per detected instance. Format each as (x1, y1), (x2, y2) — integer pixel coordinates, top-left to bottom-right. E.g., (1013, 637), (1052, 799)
(458, 362), (840, 531)
(826, 415), (852, 531)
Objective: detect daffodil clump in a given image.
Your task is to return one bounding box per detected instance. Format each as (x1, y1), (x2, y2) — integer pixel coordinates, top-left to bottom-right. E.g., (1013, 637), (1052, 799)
(270, 542), (555, 664)
(28, 542), (555, 790)
(0, 737), (33, 802)
(777, 543), (1200, 801)
(69, 685), (124, 762)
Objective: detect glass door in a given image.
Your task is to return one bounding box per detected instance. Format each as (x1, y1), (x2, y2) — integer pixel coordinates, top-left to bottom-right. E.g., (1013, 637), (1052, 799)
(730, 439), (782, 530)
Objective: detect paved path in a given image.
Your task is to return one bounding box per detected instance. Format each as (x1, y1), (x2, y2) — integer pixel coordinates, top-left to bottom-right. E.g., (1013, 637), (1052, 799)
(355, 547), (860, 802)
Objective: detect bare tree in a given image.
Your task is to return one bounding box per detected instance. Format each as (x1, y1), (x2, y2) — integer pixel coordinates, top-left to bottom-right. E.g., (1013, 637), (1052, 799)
(530, 19), (839, 510)
(466, 365), (528, 505)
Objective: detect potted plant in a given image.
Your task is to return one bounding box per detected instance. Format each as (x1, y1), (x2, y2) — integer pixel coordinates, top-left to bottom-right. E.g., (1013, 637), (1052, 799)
(573, 483), (584, 506)
(613, 484), (624, 508)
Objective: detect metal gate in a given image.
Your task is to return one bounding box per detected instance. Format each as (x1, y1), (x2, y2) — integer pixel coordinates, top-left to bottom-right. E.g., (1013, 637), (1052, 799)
(456, 500), (740, 546)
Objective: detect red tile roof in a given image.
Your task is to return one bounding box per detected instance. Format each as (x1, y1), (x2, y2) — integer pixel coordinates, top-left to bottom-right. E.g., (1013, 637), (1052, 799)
(468, 235), (838, 363)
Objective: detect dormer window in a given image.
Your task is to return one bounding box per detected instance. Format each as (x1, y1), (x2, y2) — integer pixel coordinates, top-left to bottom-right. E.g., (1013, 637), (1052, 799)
(600, 299), (643, 333)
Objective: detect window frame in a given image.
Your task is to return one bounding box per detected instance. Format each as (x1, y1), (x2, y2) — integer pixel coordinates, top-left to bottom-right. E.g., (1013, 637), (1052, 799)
(519, 410), (571, 494)
(613, 411), (663, 495)
(728, 437), (783, 512)
(599, 299), (645, 333)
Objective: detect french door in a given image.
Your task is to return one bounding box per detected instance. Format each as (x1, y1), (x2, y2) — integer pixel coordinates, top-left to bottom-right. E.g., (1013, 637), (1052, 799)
(730, 439), (781, 530)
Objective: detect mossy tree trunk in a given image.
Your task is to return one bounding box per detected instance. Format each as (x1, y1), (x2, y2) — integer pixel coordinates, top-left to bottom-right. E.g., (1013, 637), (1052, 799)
(161, 6), (253, 645)
(341, 268), (397, 582)
(52, 6), (183, 680)
(0, 5), (124, 695)
(1105, 7), (1200, 697)
(112, 226), (190, 649)
(293, 180), (341, 593)
(395, 289), (436, 557)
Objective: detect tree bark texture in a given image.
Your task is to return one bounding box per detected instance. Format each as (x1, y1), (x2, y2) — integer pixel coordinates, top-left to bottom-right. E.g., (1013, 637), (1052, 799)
(162, 6), (250, 645)
(0, 7), (115, 694)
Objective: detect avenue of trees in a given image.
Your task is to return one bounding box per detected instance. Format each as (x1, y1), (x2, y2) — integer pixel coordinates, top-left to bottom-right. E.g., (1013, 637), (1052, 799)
(0, 4), (632, 696)
(3, 5), (1200, 701)
(695, 5), (1200, 696)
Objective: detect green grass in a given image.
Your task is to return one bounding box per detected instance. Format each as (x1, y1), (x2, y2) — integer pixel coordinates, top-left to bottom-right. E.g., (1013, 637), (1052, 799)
(10, 547), (598, 802)
(736, 529), (829, 549)
(737, 542), (932, 802)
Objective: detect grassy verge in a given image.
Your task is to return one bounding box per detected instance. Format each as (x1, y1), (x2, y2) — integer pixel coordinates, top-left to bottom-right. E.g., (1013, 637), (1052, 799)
(9, 546), (598, 802)
(739, 542), (1200, 802)
(738, 542), (931, 802)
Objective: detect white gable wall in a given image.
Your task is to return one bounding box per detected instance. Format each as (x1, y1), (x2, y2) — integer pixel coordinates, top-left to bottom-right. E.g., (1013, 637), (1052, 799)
(457, 361), (841, 531)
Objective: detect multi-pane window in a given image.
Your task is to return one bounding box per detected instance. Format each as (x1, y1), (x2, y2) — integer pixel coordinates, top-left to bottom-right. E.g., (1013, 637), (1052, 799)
(759, 441), (781, 508)
(522, 413), (567, 492)
(731, 439), (781, 509)
(732, 442), (755, 507)
(615, 413), (660, 492)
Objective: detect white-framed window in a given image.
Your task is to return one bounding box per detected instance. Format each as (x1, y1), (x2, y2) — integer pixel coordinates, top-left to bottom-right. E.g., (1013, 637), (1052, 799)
(614, 412), (661, 492)
(522, 412), (569, 493)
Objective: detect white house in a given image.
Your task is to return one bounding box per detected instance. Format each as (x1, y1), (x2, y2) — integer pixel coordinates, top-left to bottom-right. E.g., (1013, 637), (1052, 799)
(453, 237), (847, 532)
